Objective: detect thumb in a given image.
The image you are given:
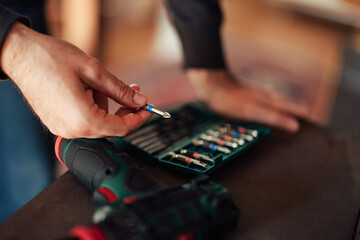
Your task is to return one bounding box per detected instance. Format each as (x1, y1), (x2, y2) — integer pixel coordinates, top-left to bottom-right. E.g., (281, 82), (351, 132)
(80, 60), (147, 108)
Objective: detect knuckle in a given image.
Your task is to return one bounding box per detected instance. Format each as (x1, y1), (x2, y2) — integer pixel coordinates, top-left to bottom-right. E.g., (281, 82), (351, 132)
(113, 80), (132, 99)
(85, 58), (103, 80)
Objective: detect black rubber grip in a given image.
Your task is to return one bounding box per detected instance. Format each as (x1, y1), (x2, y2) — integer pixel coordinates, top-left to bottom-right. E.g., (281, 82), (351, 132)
(58, 138), (163, 199)
(63, 140), (120, 191)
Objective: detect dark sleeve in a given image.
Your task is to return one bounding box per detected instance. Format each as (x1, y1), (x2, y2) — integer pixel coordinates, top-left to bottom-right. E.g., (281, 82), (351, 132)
(0, 5), (31, 80)
(165, 0), (226, 69)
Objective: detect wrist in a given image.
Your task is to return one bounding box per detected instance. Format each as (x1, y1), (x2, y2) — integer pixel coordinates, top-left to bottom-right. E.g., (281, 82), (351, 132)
(0, 22), (32, 81)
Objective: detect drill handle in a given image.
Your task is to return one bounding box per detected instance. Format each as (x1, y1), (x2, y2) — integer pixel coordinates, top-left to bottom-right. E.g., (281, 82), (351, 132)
(55, 137), (162, 205)
(56, 137), (117, 190)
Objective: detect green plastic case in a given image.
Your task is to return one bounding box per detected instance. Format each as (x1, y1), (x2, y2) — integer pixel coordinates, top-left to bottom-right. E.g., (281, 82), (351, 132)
(112, 103), (271, 175)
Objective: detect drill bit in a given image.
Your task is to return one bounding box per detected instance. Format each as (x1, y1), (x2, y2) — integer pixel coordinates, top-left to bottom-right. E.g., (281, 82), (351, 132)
(142, 104), (171, 119)
(207, 129), (245, 146)
(192, 139), (231, 154)
(169, 152), (207, 168)
(217, 126), (253, 141)
(200, 134), (238, 148)
(223, 123), (256, 140)
(179, 149), (214, 163)
(238, 127), (258, 137)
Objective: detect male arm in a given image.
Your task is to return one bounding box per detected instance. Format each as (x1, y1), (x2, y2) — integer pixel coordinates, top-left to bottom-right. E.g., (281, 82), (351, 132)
(0, 5), (152, 138)
(165, 0), (308, 132)
(0, 6), (30, 79)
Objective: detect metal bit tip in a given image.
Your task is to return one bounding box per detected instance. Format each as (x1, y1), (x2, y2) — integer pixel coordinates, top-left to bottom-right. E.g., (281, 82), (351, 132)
(162, 112), (171, 118)
(143, 104), (171, 119)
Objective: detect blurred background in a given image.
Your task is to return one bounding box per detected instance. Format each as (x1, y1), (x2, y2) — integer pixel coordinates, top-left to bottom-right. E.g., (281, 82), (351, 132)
(44, 0), (360, 175)
(45, 0), (360, 126)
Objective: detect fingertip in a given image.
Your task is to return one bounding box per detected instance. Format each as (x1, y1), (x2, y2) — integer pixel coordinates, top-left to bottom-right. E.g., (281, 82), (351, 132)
(285, 119), (300, 133)
(133, 92), (148, 106)
(130, 84), (147, 107)
(262, 108), (300, 133)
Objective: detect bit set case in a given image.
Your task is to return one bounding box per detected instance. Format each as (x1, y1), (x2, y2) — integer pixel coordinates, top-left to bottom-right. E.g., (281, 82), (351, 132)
(113, 103), (271, 175)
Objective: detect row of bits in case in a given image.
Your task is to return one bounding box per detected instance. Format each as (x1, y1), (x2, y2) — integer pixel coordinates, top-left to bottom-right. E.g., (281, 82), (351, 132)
(124, 107), (216, 155)
(165, 123), (259, 169)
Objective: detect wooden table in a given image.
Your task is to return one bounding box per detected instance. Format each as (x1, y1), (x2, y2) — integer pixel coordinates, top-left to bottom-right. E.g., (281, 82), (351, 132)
(1, 122), (359, 240)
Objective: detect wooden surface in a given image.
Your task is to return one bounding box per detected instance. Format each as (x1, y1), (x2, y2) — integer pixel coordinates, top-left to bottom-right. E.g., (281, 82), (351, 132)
(1, 122), (360, 240)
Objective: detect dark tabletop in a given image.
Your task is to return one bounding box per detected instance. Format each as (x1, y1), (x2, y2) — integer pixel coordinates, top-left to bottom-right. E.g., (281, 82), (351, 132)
(1, 122), (360, 240)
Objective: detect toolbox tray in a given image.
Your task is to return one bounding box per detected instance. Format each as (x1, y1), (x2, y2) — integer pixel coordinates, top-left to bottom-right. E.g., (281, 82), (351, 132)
(112, 103), (271, 175)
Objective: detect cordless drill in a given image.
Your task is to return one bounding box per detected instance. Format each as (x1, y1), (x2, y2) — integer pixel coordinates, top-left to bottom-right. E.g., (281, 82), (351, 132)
(55, 137), (239, 240)
(55, 137), (162, 206)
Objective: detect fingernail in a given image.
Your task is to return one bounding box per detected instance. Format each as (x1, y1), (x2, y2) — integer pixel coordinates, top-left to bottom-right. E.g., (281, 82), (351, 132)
(133, 92), (147, 105)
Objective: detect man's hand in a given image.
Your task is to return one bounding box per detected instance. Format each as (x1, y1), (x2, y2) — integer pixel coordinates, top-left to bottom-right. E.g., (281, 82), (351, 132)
(187, 69), (309, 133)
(0, 23), (152, 138)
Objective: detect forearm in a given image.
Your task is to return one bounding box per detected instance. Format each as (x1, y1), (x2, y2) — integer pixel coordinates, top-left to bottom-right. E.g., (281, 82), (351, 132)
(0, 5), (30, 79)
(165, 0), (226, 69)
(0, 22), (29, 84)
